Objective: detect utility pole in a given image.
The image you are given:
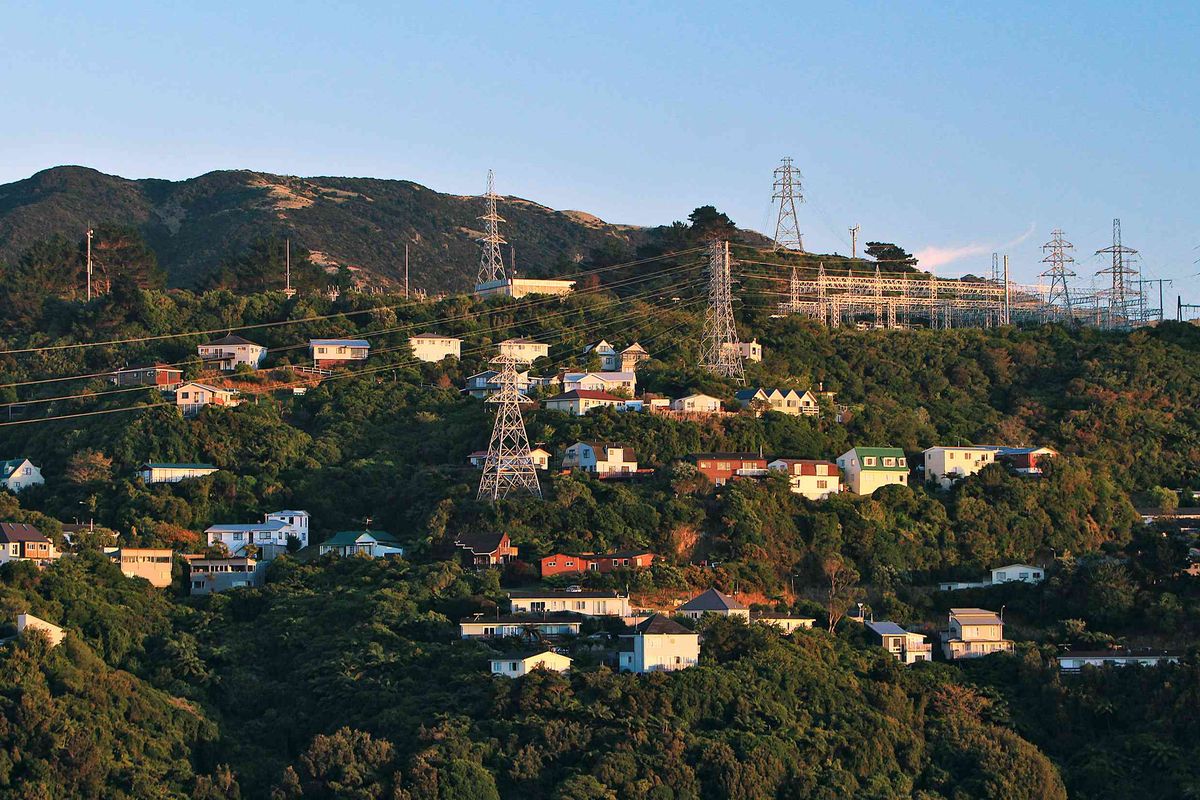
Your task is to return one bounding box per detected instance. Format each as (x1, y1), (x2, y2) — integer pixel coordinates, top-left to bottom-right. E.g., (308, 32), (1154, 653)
(1095, 218), (1140, 330)
(699, 240), (745, 383)
(1040, 229), (1076, 321)
(1003, 254), (1011, 325)
(771, 157), (804, 252)
(477, 353), (542, 501)
(85, 226), (94, 301)
(476, 170), (507, 286)
(1178, 296), (1200, 321)
(282, 238), (297, 298)
(1134, 278), (1172, 322)
(849, 224), (860, 259)
(404, 243), (409, 299)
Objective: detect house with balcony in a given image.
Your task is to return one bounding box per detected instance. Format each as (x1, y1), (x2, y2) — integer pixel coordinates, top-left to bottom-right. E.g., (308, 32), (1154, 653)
(459, 613), (583, 639)
(310, 338), (370, 368)
(688, 453), (769, 486)
(138, 462), (219, 484)
(508, 589), (631, 617)
(923, 446), (997, 488)
(561, 371), (637, 396)
(561, 442), (637, 475)
(318, 530), (405, 559)
(409, 333), (462, 362)
(836, 447), (909, 495)
(618, 614), (700, 673)
(866, 621), (932, 664)
(940, 608), (1014, 660)
(175, 382), (239, 416)
(490, 650), (572, 678)
(767, 459), (841, 500)
(187, 557), (267, 595)
(1, 458), (43, 493)
(197, 334), (266, 371)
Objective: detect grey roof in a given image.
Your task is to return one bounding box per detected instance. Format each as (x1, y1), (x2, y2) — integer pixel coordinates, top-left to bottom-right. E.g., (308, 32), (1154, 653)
(205, 520), (288, 534)
(0, 459), (32, 479)
(310, 339), (370, 347)
(866, 620), (911, 637)
(679, 588), (747, 612)
(508, 589), (625, 600)
(628, 614), (693, 636)
(203, 334), (260, 347)
(0, 522), (49, 543)
(455, 531), (508, 554)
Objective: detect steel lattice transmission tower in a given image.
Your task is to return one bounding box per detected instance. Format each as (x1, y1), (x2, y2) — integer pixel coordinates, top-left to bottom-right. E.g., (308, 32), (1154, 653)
(771, 157), (805, 252)
(1040, 228), (1076, 320)
(477, 353), (542, 501)
(1094, 218), (1141, 330)
(476, 170), (507, 285)
(700, 240), (745, 383)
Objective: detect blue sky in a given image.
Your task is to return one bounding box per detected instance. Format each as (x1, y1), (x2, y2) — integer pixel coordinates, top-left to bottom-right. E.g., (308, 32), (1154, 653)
(4, 1), (1199, 309)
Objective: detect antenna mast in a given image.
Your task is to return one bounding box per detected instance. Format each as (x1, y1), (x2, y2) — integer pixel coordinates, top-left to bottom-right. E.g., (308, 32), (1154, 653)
(476, 170), (507, 286)
(849, 224), (860, 259)
(771, 157), (804, 252)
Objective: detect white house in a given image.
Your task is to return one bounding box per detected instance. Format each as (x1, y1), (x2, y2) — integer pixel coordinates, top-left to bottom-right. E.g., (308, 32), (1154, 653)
(923, 446), (997, 487)
(459, 613), (583, 639)
(1058, 650), (1181, 672)
(206, 510), (309, 558)
(197, 334), (266, 370)
(498, 338), (550, 363)
(991, 563), (1044, 585)
(678, 588), (750, 621)
(310, 339), (370, 368)
(175, 382), (239, 416)
(489, 650), (572, 678)
(318, 530), (405, 558)
(866, 621), (932, 665)
(618, 615), (700, 673)
(941, 608), (1014, 660)
(138, 462), (220, 484)
(469, 447), (551, 470)
(561, 442), (637, 475)
(583, 341), (649, 372)
(508, 589), (631, 617)
(561, 372), (637, 396)
(543, 390), (626, 416)
(17, 613), (65, 648)
(836, 447), (909, 495)
(409, 333), (462, 362)
(1, 458), (43, 493)
(670, 394), (723, 414)
(767, 459), (841, 500)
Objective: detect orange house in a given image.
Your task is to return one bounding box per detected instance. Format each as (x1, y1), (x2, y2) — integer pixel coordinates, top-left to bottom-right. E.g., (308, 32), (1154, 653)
(540, 550), (656, 577)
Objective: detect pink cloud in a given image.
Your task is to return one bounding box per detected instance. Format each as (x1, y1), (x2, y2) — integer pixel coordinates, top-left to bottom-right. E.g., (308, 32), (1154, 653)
(913, 223), (1037, 273)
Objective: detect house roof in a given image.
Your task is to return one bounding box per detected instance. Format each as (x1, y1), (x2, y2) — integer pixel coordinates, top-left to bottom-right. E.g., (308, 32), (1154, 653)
(679, 588), (747, 612)
(1, 459), (33, 479)
(310, 339), (370, 347)
(489, 649), (572, 663)
(950, 607), (1003, 625)
(563, 371), (636, 382)
(455, 531), (509, 555)
(688, 452), (765, 461)
(992, 563), (1040, 572)
(267, 510), (309, 518)
(411, 332), (461, 340)
(0, 522), (49, 544)
(321, 530), (401, 547)
(179, 382), (232, 394)
(866, 620), (912, 637)
(508, 589), (625, 600)
(845, 447), (909, 470)
(582, 340), (615, 354)
(205, 520), (289, 534)
(460, 613), (584, 625)
(545, 390), (625, 402)
(675, 393), (720, 402)
(203, 334), (260, 347)
(580, 442), (637, 462)
(629, 614), (693, 636)
(621, 342), (647, 354)
(140, 462), (218, 470)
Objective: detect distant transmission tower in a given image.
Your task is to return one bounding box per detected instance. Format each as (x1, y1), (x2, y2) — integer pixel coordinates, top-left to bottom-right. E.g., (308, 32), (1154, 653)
(771, 157), (804, 252)
(1094, 218), (1140, 329)
(476, 170), (507, 286)
(1040, 229), (1076, 321)
(990, 252), (1000, 283)
(700, 240), (745, 383)
(477, 353), (542, 501)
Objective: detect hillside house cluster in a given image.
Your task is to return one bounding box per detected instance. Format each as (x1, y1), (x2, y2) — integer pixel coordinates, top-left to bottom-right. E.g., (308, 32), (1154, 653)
(923, 445), (1058, 487)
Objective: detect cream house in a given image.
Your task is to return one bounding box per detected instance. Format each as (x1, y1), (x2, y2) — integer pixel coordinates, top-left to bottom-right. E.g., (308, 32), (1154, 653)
(475, 277), (575, 299)
(469, 447), (551, 470)
(618, 615), (700, 673)
(923, 446), (997, 487)
(670, 394), (722, 414)
(561, 442), (637, 475)
(108, 548), (174, 588)
(409, 333), (462, 362)
(866, 621), (932, 664)
(734, 387), (818, 416)
(498, 338), (550, 362)
(767, 459), (841, 500)
(991, 563), (1044, 585)
(561, 372), (637, 395)
(751, 611), (816, 633)
(175, 382), (239, 416)
(17, 613), (65, 648)
(738, 339), (763, 362)
(836, 447), (909, 495)
(310, 338), (370, 368)
(489, 650), (572, 677)
(1, 458), (43, 492)
(941, 607), (1014, 660)
(508, 589), (631, 617)
(543, 390), (627, 416)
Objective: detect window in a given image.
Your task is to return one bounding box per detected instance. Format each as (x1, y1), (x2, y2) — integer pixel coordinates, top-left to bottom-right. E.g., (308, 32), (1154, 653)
(510, 662), (518, 671)
(181, 392), (190, 399)
(531, 602), (545, 612)
(898, 458), (907, 467)
(23, 467), (31, 475)
(817, 480), (828, 489)
(575, 601), (586, 610)
(547, 560), (557, 567)
(233, 533), (244, 541)
(863, 457), (876, 466)
(883, 457), (896, 467)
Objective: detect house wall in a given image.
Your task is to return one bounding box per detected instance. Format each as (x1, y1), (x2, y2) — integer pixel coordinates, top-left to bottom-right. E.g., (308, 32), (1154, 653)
(3, 461), (43, 492)
(925, 448), (995, 484)
(692, 458), (768, 485)
(844, 469), (908, 495)
(17, 613), (65, 647)
(114, 549), (173, 588)
(197, 344), (264, 369)
(510, 595), (631, 616)
(627, 633), (700, 673)
(141, 466), (218, 483)
(461, 621), (580, 638)
(410, 337), (462, 362)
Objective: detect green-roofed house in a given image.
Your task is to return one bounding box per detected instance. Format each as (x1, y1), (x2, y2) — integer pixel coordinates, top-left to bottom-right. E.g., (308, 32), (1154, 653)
(318, 530), (405, 559)
(138, 462), (220, 484)
(836, 447), (910, 495)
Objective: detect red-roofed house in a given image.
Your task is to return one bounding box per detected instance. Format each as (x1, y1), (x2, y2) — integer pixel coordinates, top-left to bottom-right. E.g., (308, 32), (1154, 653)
(767, 459), (841, 500)
(540, 550), (656, 577)
(688, 453), (769, 486)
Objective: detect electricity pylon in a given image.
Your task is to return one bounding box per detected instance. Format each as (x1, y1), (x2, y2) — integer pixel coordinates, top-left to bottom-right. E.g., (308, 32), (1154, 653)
(477, 353), (542, 501)
(700, 239), (745, 383)
(476, 170), (507, 285)
(1040, 228), (1076, 321)
(771, 157), (804, 252)
(1095, 218), (1140, 329)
